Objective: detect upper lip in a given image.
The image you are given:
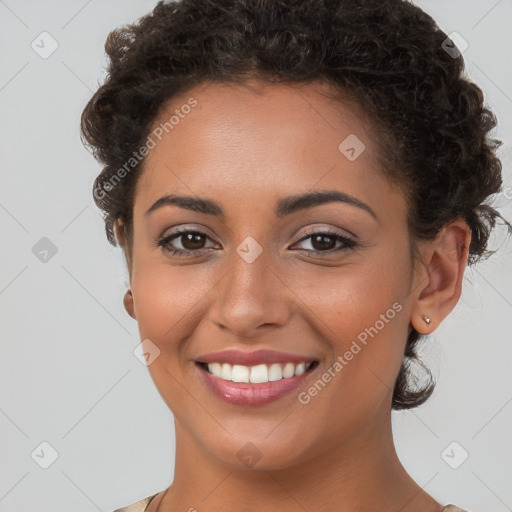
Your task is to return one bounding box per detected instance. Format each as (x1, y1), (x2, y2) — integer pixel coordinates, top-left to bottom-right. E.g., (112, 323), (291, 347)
(195, 349), (318, 366)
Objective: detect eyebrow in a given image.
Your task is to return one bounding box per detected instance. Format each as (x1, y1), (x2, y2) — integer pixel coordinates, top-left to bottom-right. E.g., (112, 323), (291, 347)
(145, 190), (377, 220)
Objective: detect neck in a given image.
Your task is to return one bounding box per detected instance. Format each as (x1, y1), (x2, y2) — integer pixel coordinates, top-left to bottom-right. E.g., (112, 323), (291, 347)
(153, 411), (442, 512)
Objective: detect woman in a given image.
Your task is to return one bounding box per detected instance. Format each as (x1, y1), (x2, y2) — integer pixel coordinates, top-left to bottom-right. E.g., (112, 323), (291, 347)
(80, 0), (510, 511)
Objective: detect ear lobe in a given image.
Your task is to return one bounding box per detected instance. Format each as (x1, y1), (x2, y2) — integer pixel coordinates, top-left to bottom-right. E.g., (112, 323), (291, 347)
(411, 218), (471, 334)
(123, 288), (136, 319)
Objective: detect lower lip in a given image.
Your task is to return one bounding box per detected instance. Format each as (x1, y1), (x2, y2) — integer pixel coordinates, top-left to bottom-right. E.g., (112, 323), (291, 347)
(196, 363), (317, 406)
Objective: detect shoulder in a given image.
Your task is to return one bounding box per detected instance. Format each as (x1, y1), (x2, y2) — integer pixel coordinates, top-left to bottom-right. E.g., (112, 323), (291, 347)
(112, 493), (160, 512)
(111, 495), (469, 512)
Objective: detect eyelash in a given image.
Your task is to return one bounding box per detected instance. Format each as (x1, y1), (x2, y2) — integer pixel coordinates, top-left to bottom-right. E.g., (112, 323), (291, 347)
(156, 227), (358, 258)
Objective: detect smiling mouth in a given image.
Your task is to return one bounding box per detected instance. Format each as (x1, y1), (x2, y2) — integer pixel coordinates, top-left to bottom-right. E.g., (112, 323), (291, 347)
(196, 360), (319, 384)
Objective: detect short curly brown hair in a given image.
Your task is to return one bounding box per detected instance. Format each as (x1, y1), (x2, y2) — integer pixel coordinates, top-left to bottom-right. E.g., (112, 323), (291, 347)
(80, 0), (511, 410)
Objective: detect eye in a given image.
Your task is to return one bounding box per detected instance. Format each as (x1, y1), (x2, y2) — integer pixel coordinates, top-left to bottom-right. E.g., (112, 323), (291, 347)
(156, 227), (358, 258)
(292, 228), (357, 254)
(156, 228), (218, 257)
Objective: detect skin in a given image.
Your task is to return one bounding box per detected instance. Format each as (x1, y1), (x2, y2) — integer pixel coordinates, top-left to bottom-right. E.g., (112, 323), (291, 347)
(115, 79), (471, 512)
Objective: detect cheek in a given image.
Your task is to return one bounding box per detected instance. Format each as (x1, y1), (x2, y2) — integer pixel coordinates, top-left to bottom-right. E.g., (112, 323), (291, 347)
(131, 262), (216, 345)
(129, 263), (220, 412)
(298, 247), (411, 400)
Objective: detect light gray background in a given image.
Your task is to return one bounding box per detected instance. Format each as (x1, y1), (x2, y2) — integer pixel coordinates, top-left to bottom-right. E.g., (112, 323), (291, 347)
(1, 1), (511, 511)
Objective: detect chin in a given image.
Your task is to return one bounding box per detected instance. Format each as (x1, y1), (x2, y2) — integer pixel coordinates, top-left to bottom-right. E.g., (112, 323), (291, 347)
(202, 429), (318, 472)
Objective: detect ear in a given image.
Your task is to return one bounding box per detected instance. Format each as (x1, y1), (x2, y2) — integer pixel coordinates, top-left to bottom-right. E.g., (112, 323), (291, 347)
(114, 219), (136, 319)
(114, 218), (133, 279)
(114, 218), (125, 246)
(410, 218), (471, 334)
(123, 288), (136, 319)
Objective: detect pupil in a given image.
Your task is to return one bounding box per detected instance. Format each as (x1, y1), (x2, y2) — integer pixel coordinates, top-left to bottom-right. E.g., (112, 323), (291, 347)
(312, 235), (335, 251)
(183, 233), (205, 249)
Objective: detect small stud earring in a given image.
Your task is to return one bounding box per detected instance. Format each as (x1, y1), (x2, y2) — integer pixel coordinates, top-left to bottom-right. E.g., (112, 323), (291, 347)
(421, 314), (431, 326)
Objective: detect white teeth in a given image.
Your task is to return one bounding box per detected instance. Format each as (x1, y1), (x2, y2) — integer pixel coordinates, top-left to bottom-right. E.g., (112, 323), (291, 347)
(221, 363), (231, 380)
(249, 364), (268, 383)
(268, 363), (283, 381)
(295, 362), (306, 376)
(209, 362), (222, 376)
(282, 362), (295, 378)
(205, 361), (314, 383)
(231, 364), (250, 382)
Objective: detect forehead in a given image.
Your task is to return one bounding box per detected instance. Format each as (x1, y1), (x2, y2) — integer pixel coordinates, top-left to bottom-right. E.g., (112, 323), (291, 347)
(133, 79), (405, 221)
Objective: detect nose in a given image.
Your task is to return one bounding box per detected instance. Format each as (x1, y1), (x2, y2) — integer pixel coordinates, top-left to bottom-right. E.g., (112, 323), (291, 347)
(207, 248), (292, 339)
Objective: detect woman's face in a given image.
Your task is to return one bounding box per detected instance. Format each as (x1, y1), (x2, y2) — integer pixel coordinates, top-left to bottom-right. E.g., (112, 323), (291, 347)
(124, 80), (424, 469)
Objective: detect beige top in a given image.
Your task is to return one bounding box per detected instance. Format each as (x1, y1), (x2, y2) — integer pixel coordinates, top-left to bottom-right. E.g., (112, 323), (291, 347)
(112, 493), (469, 511)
